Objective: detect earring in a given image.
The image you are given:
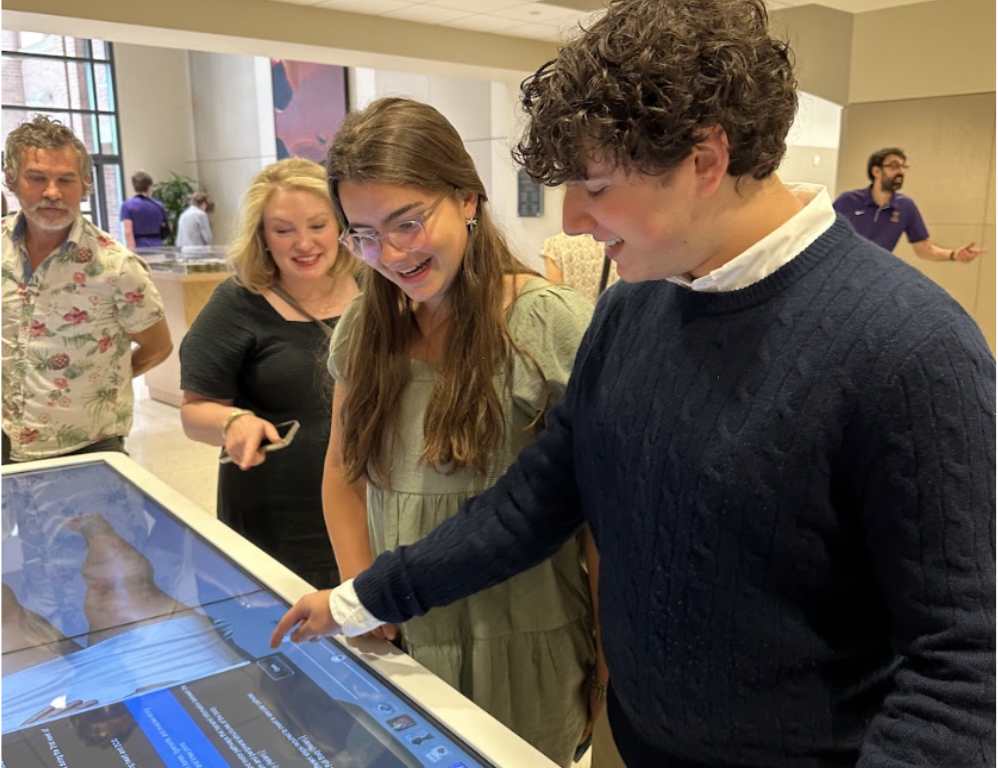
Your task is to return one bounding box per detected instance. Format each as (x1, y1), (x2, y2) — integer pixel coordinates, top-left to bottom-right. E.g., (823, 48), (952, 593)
(465, 217), (478, 230)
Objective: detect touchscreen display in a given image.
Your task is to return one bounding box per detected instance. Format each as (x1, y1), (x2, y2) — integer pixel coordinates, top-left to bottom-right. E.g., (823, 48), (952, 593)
(1, 462), (493, 768)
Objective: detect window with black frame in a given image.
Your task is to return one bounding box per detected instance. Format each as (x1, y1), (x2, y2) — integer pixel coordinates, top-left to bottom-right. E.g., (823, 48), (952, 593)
(1, 31), (124, 235)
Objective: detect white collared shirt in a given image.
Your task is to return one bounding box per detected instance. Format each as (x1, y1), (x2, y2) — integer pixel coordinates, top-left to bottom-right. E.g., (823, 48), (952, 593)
(668, 183), (836, 292)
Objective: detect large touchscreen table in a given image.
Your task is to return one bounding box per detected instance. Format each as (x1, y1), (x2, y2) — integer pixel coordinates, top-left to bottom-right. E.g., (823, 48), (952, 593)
(1, 456), (555, 768)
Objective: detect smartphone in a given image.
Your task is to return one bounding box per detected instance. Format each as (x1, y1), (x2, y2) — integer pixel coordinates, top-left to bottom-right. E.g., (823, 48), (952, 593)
(261, 420), (300, 453)
(219, 420), (299, 464)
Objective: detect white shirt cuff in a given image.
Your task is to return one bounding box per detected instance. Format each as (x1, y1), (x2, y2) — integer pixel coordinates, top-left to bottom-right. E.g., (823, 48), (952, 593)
(328, 578), (386, 637)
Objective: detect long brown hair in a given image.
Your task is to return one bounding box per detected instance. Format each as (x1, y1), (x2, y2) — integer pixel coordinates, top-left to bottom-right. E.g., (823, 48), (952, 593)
(327, 98), (538, 484)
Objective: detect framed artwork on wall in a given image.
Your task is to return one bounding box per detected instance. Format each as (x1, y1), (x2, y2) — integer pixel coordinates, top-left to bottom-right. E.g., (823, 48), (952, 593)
(271, 60), (348, 163)
(516, 169), (544, 217)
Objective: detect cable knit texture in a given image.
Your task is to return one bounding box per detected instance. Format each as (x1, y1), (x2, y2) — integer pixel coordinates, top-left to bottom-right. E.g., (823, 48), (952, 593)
(356, 218), (996, 767)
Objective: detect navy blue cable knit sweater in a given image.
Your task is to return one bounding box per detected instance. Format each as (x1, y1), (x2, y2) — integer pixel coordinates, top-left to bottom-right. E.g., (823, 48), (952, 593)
(355, 219), (996, 767)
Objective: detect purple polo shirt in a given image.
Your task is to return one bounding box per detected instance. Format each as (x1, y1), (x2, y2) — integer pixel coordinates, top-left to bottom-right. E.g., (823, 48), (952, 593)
(832, 186), (929, 252)
(120, 194), (168, 248)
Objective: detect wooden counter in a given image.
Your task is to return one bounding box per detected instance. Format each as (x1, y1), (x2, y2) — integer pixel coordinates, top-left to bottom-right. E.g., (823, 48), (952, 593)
(145, 270), (230, 407)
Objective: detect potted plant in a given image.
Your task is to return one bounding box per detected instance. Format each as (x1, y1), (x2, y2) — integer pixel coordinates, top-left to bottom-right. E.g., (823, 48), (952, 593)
(151, 173), (197, 246)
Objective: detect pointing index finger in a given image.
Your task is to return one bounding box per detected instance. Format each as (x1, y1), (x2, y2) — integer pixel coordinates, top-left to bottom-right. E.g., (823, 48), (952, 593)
(270, 605), (304, 649)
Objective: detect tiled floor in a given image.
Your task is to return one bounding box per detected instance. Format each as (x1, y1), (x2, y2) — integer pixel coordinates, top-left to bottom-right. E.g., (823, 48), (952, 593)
(129, 383), (219, 517)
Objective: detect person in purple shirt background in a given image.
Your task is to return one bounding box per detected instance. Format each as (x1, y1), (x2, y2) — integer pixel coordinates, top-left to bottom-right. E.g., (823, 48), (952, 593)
(833, 147), (984, 263)
(120, 170), (169, 250)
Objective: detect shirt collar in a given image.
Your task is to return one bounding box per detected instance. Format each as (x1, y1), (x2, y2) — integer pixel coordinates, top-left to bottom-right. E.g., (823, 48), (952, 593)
(63, 216), (85, 250)
(10, 211), (28, 243)
(9, 211), (84, 252)
(668, 183), (836, 293)
(862, 185), (894, 210)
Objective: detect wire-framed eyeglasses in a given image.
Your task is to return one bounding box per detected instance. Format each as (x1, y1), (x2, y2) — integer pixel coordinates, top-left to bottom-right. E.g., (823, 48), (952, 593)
(338, 191), (450, 262)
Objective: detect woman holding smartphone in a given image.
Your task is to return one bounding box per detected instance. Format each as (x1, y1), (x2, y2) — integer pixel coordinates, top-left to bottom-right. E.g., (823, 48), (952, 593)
(313, 98), (601, 767)
(179, 158), (358, 589)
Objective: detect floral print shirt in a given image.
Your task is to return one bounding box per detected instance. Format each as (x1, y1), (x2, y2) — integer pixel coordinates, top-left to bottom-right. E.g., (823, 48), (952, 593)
(2, 213), (165, 460)
(540, 232), (619, 305)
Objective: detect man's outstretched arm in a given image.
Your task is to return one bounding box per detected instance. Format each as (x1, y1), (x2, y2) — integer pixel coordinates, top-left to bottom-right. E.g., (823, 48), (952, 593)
(910, 238), (985, 262)
(271, 291), (621, 646)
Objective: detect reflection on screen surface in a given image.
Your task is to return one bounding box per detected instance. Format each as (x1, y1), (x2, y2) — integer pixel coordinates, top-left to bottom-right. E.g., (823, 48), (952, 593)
(1, 463), (492, 768)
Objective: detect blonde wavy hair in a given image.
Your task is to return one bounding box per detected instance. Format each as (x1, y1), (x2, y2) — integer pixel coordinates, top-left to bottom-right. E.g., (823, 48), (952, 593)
(229, 157), (355, 293)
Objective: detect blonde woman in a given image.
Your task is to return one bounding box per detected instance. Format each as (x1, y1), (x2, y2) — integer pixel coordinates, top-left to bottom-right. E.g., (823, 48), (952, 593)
(179, 158), (358, 589)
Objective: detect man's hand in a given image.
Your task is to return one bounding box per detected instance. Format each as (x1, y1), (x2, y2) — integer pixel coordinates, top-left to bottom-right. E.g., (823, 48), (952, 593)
(270, 590), (341, 648)
(953, 242), (986, 263)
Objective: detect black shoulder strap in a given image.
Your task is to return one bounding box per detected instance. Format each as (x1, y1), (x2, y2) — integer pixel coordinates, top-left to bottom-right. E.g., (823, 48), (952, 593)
(270, 283), (333, 339)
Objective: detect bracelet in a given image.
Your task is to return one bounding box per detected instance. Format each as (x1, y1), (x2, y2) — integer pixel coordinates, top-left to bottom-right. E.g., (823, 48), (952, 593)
(220, 409), (254, 439)
(949, 250), (956, 261)
(588, 669), (608, 700)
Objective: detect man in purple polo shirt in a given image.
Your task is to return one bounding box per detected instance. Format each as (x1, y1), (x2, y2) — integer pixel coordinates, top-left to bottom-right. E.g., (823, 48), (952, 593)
(833, 147), (983, 263)
(120, 171), (169, 250)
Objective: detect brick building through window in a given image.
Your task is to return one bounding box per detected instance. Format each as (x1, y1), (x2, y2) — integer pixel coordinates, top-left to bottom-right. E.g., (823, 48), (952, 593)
(2, 32), (124, 235)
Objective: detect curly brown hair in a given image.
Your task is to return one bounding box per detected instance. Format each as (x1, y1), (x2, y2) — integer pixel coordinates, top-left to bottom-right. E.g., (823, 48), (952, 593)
(515, 0), (797, 184)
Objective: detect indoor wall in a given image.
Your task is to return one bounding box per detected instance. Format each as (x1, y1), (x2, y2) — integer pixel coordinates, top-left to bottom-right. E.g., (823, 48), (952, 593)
(776, 0), (996, 351)
(115, 44), (198, 203)
(836, 0), (996, 350)
(188, 52), (277, 244)
(837, 93), (996, 350)
(779, 92), (843, 194)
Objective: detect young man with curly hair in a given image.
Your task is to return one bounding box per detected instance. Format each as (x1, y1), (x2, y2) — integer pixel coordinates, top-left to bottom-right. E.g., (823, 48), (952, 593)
(273, 1), (996, 766)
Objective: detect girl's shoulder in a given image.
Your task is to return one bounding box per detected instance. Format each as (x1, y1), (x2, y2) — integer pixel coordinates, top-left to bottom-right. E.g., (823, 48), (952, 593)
(510, 275), (593, 323)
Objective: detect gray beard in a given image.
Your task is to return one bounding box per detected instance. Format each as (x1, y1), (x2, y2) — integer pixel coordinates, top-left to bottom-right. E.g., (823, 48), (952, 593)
(25, 206), (75, 231)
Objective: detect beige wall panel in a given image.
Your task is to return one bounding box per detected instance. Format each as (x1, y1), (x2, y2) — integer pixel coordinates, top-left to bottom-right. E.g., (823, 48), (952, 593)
(973, 225), (996, 352)
(198, 156), (277, 249)
(769, 5), (852, 106)
(894, 223), (985, 316)
(836, 94), (996, 227)
(115, 45), (199, 199)
(779, 147), (840, 194)
(986, 136), (996, 227)
(849, 0), (996, 104)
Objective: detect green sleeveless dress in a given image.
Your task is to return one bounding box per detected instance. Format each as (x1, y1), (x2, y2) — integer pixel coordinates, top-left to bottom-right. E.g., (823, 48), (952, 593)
(329, 279), (596, 766)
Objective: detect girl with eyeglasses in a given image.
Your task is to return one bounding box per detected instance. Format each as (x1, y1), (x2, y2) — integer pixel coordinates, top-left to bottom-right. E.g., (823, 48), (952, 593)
(318, 97), (601, 766)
